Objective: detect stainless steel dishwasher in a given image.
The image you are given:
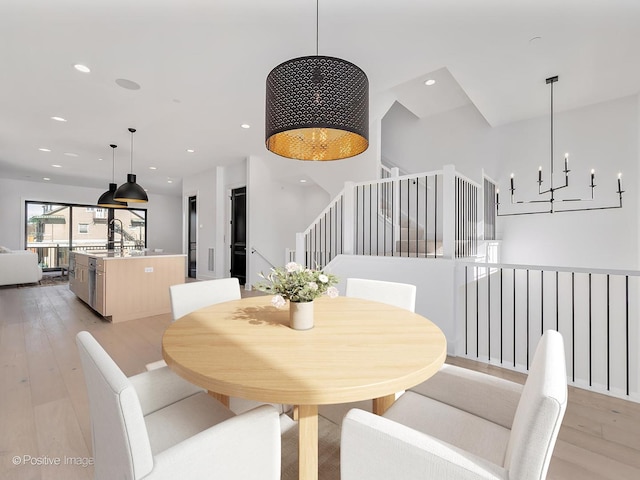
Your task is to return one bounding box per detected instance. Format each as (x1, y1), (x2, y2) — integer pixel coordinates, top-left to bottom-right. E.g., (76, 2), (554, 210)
(88, 256), (97, 309)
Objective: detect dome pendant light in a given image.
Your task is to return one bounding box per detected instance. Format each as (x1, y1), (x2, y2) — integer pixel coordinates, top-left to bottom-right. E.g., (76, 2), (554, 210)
(97, 144), (128, 209)
(265, 0), (369, 161)
(114, 127), (148, 203)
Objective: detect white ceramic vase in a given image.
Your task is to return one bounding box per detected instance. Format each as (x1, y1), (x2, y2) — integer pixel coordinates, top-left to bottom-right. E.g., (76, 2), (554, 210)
(289, 301), (314, 330)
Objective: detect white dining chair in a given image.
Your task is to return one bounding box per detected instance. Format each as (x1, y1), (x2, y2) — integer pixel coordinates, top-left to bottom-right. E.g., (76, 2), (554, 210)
(170, 277), (242, 321)
(345, 277), (417, 312)
(144, 278), (241, 370)
(319, 277), (417, 424)
(341, 330), (567, 480)
(146, 278), (291, 417)
(76, 331), (280, 480)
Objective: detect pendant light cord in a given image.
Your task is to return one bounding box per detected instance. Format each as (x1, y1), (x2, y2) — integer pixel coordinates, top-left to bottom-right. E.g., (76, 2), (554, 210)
(550, 80), (554, 177)
(128, 128), (136, 174)
(110, 144), (117, 182)
(316, 0), (319, 56)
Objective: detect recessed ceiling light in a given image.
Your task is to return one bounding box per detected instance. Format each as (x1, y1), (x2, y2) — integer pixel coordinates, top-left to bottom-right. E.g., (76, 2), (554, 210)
(43, 177), (50, 181)
(51, 164), (62, 168)
(38, 147), (51, 152)
(97, 158), (103, 161)
(149, 166), (157, 170)
(115, 78), (141, 90)
(424, 79), (436, 86)
(241, 124), (251, 129)
(186, 149), (195, 153)
(299, 179), (307, 183)
(74, 64), (91, 73)
(51, 116), (67, 122)
(167, 179), (173, 184)
(64, 152), (78, 157)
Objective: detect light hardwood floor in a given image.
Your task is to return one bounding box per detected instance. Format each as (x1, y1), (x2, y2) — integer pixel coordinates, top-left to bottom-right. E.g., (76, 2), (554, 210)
(1, 283), (639, 479)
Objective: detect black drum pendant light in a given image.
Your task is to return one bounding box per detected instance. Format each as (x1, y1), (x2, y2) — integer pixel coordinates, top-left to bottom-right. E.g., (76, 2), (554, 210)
(97, 144), (128, 209)
(114, 128), (148, 203)
(265, 0), (369, 161)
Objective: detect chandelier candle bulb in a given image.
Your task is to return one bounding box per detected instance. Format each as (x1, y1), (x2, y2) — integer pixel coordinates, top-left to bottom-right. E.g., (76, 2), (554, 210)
(618, 173), (622, 193)
(590, 169), (595, 187)
(510, 173), (514, 191)
(538, 166), (542, 183)
(564, 153), (569, 172)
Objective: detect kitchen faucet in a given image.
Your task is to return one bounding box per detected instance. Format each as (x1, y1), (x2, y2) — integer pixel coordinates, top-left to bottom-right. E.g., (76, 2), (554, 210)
(108, 218), (124, 252)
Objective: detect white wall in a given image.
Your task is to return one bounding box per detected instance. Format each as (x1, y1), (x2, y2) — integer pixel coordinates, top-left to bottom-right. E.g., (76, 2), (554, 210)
(247, 155), (331, 288)
(0, 178), (181, 252)
(182, 167), (217, 279)
(382, 94), (639, 270)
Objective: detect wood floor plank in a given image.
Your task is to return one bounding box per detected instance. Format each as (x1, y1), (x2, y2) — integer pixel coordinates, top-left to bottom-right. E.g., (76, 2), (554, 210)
(559, 425), (640, 469)
(33, 398), (92, 480)
(0, 315), (41, 480)
(551, 439), (640, 480)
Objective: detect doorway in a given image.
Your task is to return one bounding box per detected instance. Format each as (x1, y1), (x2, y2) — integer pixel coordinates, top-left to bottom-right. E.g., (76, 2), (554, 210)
(230, 186), (246, 285)
(188, 195), (197, 278)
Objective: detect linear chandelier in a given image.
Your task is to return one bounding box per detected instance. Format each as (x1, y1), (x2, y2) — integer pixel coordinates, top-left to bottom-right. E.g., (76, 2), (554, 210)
(265, 0), (369, 161)
(497, 75), (624, 216)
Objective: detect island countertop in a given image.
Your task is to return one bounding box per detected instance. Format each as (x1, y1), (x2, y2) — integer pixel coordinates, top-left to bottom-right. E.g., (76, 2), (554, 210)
(73, 250), (186, 260)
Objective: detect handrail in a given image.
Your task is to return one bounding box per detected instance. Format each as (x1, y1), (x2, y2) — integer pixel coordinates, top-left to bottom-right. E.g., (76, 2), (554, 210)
(458, 260), (640, 278)
(352, 169), (444, 188)
(250, 247), (276, 268)
(454, 171), (482, 189)
(302, 190), (345, 237)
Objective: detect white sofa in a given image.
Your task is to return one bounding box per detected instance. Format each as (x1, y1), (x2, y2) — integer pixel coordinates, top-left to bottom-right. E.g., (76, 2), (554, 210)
(0, 250), (43, 286)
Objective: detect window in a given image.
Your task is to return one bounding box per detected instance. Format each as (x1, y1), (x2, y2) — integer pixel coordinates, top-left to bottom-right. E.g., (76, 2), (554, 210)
(25, 200), (148, 270)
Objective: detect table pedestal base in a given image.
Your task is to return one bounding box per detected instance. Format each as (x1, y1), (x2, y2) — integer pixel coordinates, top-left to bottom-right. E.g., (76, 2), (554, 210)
(298, 405), (318, 480)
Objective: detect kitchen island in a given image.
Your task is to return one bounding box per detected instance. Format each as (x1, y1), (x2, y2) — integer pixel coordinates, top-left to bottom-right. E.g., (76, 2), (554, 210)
(69, 250), (186, 323)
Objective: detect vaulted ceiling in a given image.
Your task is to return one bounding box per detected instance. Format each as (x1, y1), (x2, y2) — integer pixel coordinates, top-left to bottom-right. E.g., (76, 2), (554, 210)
(1, 0), (639, 195)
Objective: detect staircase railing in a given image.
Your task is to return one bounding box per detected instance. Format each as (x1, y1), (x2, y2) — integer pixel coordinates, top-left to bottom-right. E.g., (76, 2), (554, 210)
(457, 261), (640, 402)
(295, 165), (483, 269)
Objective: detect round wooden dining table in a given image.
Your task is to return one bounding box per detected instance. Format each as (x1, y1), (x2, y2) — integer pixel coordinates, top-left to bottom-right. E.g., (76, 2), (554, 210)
(162, 294), (447, 480)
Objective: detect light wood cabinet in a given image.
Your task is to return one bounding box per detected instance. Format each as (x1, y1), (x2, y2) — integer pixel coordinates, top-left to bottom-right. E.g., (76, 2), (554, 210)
(69, 252), (186, 322)
(95, 259), (106, 315)
(70, 253), (90, 305)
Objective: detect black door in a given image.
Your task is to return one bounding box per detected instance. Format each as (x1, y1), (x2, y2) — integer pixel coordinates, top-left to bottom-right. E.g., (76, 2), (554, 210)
(188, 195), (197, 278)
(230, 187), (246, 285)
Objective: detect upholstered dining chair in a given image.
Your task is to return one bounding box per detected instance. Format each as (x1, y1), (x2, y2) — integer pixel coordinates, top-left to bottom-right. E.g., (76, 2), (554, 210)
(169, 277), (242, 321)
(319, 277), (417, 424)
(144, 278), (241, 370)
(345, 277), (417, 312)
(76, 331), (280, 480)
(146, 278), (291, 417)
(341, 329), (567, 480)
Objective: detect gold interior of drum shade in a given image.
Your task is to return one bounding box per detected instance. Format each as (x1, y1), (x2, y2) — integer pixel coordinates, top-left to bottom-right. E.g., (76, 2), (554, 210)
(266, 128), (369, 161)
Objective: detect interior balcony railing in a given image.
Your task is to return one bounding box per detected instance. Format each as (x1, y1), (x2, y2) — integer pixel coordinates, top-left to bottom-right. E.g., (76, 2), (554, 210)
(456, 261), (640, 403)
(295, 165), (484, 269)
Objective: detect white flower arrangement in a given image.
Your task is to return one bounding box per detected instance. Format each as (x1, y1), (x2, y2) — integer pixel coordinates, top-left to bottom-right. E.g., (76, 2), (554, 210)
(255, 262), (339, 307)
